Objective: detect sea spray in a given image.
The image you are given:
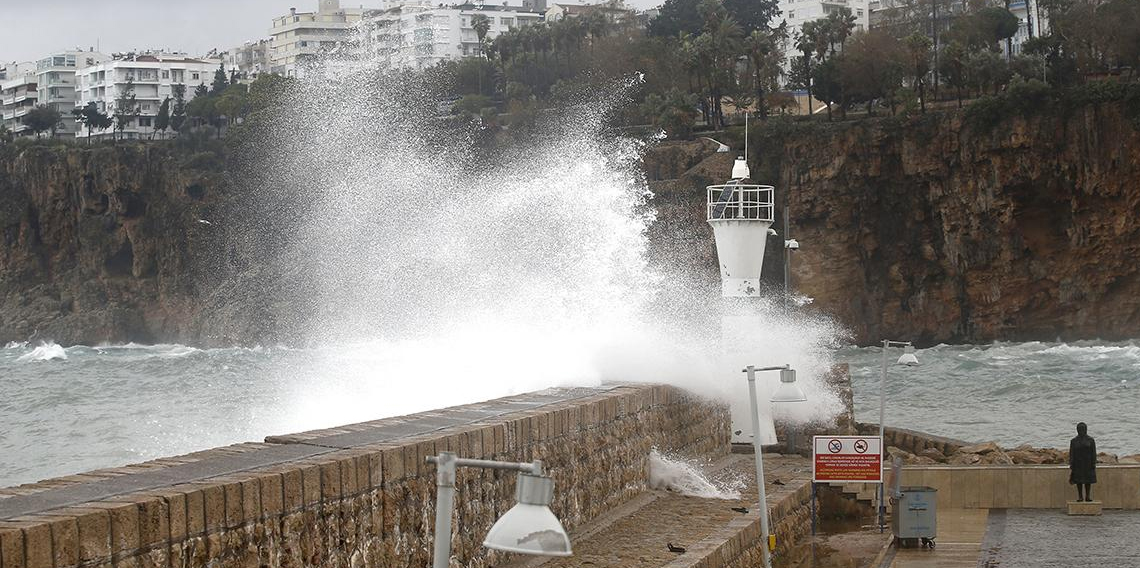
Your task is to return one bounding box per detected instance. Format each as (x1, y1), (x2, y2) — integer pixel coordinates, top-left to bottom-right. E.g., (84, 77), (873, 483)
(648, 448), (744, 500)
(15, 342), (67, 362)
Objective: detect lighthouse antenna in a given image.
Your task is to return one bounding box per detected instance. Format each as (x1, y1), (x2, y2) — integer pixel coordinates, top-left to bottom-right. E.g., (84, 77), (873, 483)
(744, 113), (749, 170)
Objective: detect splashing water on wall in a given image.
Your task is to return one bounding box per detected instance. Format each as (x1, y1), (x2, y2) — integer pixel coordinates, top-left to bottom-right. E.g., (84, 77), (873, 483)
(648, 448), (743, 499)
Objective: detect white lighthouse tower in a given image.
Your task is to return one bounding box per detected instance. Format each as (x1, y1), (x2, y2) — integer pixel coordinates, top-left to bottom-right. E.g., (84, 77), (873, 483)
(707, 153), (779, 445)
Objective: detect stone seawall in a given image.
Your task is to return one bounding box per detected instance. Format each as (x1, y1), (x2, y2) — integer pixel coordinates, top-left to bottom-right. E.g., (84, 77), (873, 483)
(0, 384), (730, 568)
(856, 423), (971, 456)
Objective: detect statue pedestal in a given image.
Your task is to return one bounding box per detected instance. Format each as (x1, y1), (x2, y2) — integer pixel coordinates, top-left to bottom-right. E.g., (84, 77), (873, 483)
(1067, 501), (1103, 516)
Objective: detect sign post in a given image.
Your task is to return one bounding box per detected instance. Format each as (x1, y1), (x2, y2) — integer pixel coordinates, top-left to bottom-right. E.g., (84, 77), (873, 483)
(812, 436), (883, 483)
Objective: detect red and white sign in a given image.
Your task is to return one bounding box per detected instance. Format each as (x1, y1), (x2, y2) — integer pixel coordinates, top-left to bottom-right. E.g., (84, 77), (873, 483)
(813, 436), (883, 483)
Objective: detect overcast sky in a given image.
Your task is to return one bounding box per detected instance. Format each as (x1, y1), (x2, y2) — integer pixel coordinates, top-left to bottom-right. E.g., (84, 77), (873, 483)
(2, 0), (663, 64)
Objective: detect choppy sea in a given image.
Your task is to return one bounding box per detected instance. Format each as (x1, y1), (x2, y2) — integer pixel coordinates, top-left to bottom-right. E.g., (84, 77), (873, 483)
(1, 339), (1137, 488)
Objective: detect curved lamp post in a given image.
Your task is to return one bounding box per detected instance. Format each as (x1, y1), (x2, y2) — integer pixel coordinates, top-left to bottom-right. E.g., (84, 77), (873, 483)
(427, 452), (572, 568)
(877, 341), (919, 531)
(745, 364), (808, 568)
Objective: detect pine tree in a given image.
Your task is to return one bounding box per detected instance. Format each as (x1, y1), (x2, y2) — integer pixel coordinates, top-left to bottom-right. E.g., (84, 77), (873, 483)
(171, 84), (188, 133)
(154, 98), (171, 139)
(113, 77), (140, 141)
(211, 63), (228, 95)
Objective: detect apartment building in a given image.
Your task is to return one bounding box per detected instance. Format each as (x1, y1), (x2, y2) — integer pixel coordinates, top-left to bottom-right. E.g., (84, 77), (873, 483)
(225, 40), (273, 81)
(76, 51), (220, 140)
(269, 0), (369, 76)
(35, 50), (110, 136)
(366, 4), (543, 70)
(782, 0), (870, 42)
(1, 62), (38, 136)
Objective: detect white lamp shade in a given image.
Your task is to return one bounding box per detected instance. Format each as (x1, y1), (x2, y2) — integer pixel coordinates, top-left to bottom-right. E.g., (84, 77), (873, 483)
(770, 368), (807, 403)
(483, 473), (572, 556)
(483, 503), (572, 556)
(896, 345), (919, 366)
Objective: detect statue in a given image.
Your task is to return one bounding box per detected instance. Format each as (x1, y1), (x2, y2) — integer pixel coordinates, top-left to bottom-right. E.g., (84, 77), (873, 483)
(1069, 422), (1097, 502)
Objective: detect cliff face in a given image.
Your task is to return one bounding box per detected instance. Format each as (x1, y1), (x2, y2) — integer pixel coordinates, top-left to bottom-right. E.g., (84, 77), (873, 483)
(3, 101), (1138, 347)
(648, 102), (1140, 345)
(0, 145), (223, 345)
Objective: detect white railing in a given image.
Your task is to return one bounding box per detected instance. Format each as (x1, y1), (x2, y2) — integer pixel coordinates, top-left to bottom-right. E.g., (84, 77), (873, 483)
(706, 183), (774, 222)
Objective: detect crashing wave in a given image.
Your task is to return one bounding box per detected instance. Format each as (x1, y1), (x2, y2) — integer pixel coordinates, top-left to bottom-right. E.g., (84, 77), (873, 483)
(16, 342), (68, 362)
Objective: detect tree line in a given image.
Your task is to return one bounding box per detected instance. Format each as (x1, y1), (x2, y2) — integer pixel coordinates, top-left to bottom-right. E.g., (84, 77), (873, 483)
(433, 0), (1140, 137)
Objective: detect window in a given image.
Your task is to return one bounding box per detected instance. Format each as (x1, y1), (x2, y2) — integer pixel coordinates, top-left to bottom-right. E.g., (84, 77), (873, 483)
(789, 10), (795, 18)
(162, 70), (169, 79)
(191, 72), (199, 80)
(139, 117), (152, 127)
(501, 17), (515, 27)
(857, 9), (864, 16)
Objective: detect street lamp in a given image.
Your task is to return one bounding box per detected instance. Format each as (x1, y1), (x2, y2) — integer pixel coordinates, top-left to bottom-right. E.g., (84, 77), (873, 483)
(877, 340), (919, 531)
(744, 364), (808, 568)
(426, 452), (572, 568)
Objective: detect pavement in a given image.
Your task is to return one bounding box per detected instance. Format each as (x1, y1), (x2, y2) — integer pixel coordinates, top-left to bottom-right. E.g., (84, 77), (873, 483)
(978, 509), (1140, 568)
(873, 507), (1140, 568)
(498, 453), (814, 568)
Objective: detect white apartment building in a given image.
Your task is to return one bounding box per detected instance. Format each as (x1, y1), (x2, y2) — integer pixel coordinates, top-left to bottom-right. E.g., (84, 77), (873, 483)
(76, 52), (220, 140)
(269, 0), (369, 76)
(1, 62), (38, 136)
(1006, 0), (1049, 57)
(225, 40), (273, 81)
(782, 0), (869, 47)
(36, 50), (110, 137)
(366, 4), (543, 70)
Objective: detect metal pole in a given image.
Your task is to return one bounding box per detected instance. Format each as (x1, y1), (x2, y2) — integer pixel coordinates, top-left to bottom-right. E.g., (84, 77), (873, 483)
(431, 452), (457, 568)
(428, 453), (543, 568)
(783, 207), (790, 315)
(746, 366), (773, 568)
(810, 483), (817, 536)
(878, 340), (888, 533)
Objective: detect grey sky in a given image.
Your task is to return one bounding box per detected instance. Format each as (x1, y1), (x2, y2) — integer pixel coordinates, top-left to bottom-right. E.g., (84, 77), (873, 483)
(2, 0), (664, 64)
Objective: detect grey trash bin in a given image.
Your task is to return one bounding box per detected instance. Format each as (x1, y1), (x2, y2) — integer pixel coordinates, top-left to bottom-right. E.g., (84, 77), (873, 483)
(891, 486), (937, 548)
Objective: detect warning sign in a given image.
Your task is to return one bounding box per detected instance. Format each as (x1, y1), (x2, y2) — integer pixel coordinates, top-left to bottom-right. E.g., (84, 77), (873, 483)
(813, 436), (883, 483)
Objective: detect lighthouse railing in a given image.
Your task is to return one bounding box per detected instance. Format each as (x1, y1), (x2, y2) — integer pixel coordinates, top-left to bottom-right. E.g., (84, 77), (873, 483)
(706, 183), (774, 222)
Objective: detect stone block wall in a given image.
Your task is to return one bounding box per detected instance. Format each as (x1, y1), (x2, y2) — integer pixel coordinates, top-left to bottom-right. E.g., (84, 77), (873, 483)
(856, 424), (970, 456)
(0, 384), (730, 568)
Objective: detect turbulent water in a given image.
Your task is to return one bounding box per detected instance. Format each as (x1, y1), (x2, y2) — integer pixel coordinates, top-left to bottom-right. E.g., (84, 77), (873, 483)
(3, 339), (1135, 487)
(841, 341), (1140, 456)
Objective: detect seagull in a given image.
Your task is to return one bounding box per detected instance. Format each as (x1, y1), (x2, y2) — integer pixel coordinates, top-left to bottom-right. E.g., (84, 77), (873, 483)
(197, 219), (212, 225)
(667, 543), (686, 554)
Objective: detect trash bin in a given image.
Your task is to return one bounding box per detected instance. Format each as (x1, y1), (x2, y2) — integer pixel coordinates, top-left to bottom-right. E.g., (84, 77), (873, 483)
(891, 486), (937, 548)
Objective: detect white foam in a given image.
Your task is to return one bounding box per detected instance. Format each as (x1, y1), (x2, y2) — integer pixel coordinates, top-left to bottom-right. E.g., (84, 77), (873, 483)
(16, 342), (67, 362)
(648, 448), (742, 500)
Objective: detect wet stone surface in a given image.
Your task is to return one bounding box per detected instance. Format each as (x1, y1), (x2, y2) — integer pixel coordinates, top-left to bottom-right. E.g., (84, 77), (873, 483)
(980, 510), (1140, 567)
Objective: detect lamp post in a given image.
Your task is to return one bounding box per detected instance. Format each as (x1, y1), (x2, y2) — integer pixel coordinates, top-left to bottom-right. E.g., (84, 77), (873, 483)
(426, 452), (572, 568)
(877, 340), (919, 532)
(745, 364), (808, 568)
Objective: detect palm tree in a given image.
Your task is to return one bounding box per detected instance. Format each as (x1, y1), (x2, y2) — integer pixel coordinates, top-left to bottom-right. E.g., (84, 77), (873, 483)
(743, 25), (787, 118)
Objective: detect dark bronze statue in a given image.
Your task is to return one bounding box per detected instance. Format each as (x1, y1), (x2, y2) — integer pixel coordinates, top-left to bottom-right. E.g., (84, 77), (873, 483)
(1069, 422), (1097, 502)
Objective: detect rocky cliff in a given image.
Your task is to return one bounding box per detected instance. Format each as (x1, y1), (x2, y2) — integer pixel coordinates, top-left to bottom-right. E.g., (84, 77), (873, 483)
(648, 102), (1140, 345)
(3, 100), (1139, 346)
(0, 143), (305, 346)
(0, 145), (216, 344)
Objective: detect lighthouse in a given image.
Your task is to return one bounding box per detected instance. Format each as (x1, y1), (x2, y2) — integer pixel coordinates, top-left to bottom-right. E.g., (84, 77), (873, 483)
(707, 154), (778, 445)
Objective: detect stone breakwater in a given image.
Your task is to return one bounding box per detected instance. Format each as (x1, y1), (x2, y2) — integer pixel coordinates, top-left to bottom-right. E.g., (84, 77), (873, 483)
(0, 384), (729, 568)
(858, 423), (1140, 467)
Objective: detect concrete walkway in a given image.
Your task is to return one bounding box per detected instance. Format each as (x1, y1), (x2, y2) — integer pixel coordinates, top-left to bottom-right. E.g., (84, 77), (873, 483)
(499, 454), (813, 568)
(881, 509), (988, 568)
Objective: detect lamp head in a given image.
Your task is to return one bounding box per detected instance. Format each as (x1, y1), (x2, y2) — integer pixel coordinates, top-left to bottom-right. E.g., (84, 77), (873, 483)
(483, 473), (572, 556)
(770, 367), (808, 403)
(896, 344), (919, 366)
